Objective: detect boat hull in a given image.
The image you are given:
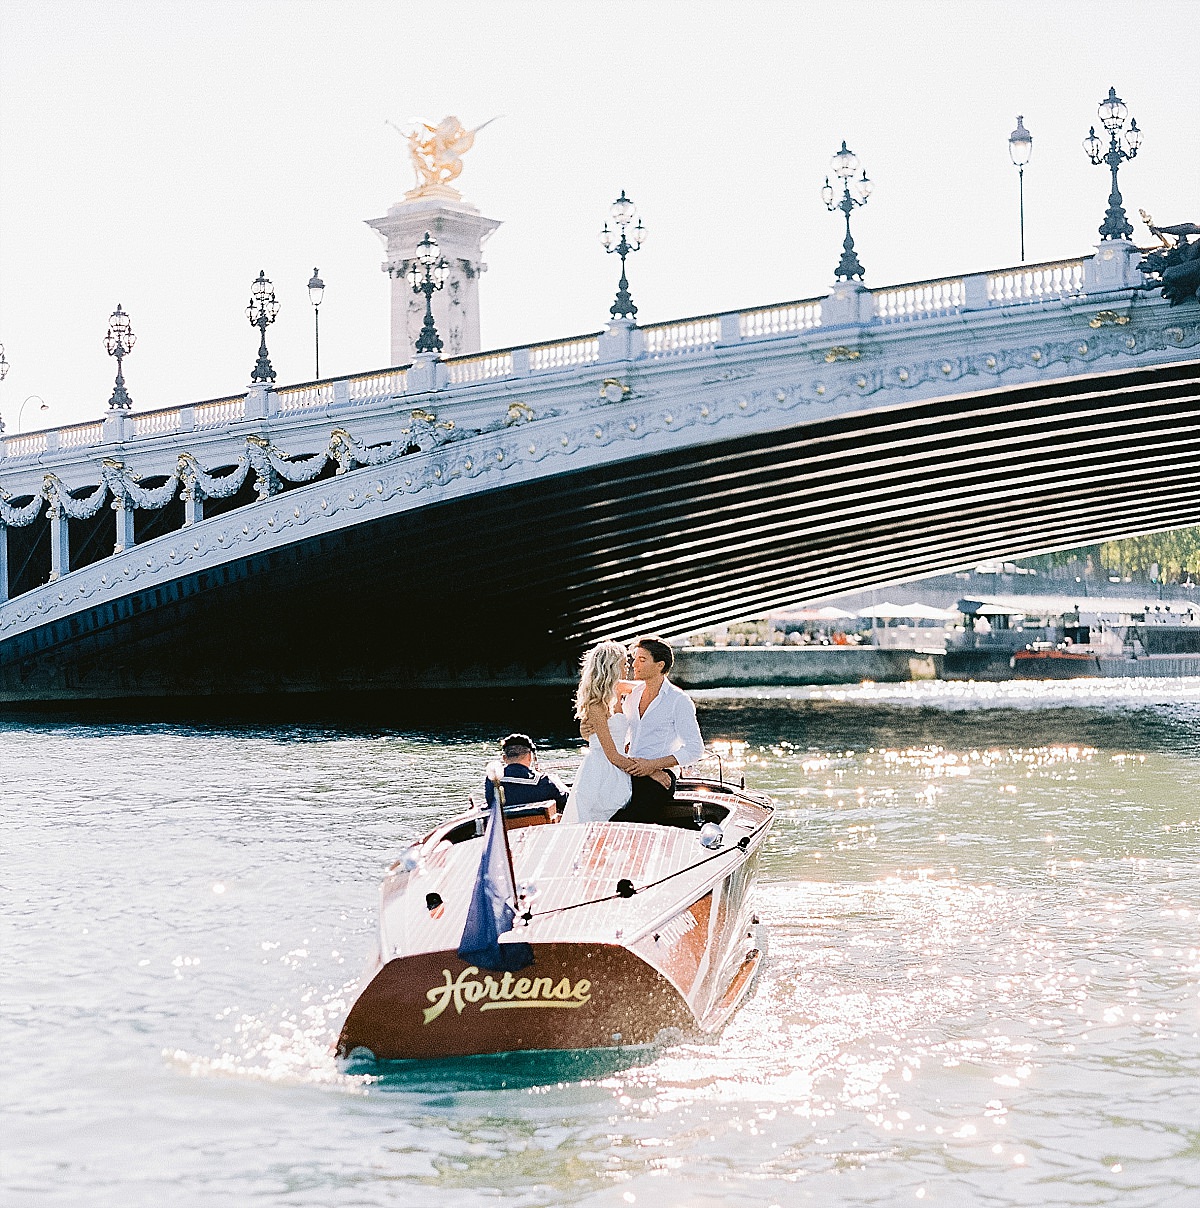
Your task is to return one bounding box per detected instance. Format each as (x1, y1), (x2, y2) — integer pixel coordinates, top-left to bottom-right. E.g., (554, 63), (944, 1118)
(1011, 649), (1102, 678)
(338, 943), (714, 1061)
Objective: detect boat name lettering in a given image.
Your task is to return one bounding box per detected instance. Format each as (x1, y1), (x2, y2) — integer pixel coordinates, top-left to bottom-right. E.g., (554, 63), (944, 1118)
(423, 966), (592, 1024)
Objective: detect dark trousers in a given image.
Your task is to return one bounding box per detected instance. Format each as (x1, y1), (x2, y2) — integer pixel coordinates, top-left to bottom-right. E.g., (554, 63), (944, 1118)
(610, 770), (677, 823)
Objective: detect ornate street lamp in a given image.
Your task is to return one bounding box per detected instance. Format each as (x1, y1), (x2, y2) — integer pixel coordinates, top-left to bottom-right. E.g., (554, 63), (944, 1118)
(247, 270), (280, 383)
(599, 190), (645, 320)
(822, 141), (873, 281)
(307, 267), (324, 378)
(1008, 116), (1033, 262)
(1083, 86), (1141, 241)
(104, 304), (136, 410)
(18, 395), (48, 433)
(406, 231), (450, 355)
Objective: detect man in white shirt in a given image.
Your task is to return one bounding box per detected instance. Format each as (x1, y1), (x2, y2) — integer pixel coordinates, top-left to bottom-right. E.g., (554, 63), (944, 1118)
(610, 636), (706, 823)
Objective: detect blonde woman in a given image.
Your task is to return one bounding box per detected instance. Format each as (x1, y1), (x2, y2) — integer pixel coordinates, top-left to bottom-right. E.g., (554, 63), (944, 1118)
(560, 640), (634, 824)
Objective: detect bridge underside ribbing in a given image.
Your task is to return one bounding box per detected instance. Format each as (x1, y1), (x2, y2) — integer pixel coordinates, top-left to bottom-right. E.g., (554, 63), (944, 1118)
(2, 359), (1199, 700)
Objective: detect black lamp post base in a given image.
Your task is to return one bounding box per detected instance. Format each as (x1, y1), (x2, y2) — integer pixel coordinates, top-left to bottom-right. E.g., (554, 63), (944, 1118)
(250, 327), (276, 384)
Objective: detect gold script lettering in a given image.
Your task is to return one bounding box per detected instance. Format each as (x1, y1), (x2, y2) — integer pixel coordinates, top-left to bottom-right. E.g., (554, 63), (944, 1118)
(422, 967), (593, 1024)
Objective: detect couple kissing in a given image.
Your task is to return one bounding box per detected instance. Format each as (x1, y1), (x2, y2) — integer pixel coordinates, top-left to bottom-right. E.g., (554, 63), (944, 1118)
(560, 636), (705, 826)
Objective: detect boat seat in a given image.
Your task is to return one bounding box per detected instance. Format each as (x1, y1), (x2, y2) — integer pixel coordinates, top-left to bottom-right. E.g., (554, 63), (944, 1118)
(502, 802), (559, 830)
(650, 798), (731, 830)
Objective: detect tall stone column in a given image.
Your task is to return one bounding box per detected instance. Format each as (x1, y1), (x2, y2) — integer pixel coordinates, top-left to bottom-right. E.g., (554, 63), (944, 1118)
(367, 191), (501, 364)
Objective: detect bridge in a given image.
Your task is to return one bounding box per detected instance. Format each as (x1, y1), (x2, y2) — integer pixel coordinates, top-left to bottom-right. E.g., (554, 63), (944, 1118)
(1, 241), (1198, 700)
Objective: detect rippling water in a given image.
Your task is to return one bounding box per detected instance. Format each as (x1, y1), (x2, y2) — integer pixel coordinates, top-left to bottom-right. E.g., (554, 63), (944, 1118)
(4, 680), (1200, 1206)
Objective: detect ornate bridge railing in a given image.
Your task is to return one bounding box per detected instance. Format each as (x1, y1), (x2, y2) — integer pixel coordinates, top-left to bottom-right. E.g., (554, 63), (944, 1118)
(1, 242), (1184, 611)
(0, 254), (1100, 464)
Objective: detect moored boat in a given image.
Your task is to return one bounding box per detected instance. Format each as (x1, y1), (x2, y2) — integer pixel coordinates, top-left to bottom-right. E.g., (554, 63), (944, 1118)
(336, 772), (773, 1062)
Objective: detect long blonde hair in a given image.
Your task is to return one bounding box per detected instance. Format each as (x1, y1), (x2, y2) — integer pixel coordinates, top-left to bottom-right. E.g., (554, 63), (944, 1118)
(574, 640), (627, 721)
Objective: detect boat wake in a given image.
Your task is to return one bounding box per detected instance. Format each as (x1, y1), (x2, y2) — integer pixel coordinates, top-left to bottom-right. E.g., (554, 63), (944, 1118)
(164, 979), (370, 1091)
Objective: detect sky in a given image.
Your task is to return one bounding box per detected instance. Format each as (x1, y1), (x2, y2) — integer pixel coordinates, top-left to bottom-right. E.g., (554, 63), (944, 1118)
(0, 0), (1196, 431)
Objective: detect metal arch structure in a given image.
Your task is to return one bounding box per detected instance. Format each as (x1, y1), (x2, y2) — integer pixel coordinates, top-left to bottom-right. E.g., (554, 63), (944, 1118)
(1, 248), (1198, 702)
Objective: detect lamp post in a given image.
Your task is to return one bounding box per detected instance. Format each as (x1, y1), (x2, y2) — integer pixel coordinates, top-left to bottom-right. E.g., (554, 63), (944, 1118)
(0, 344), (8, 434)
(247, 270), (280, 383)
(407, 232), (449, 355)
(104, 304), (136, 410)
(1083, 86), (1141, 241)
(822, 141), (873, 281)
(1008, 116), (1033, 262)
(307, 267), (324, 378)
(599, 190), (645, 320)
(18, 395), (49, 433)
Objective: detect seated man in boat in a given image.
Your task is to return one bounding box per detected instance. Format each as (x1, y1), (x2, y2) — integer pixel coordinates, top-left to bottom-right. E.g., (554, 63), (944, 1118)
(610, 637), (706, 824)
(483, 732), (569, 814)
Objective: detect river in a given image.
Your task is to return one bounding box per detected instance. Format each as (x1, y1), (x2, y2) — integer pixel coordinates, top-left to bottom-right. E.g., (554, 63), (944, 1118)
(3, 679), (1199, 1206)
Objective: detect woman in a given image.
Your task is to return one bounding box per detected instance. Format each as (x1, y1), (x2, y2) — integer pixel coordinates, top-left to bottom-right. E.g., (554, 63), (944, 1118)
(560, 640), (634, 824)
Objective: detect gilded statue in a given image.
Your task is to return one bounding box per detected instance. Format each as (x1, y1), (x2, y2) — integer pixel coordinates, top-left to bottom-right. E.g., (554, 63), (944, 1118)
(1139, 210), (1200, 307)
(388, 115), (496, 197)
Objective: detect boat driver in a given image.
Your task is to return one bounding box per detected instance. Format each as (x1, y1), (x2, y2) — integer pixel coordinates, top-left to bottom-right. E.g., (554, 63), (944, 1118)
(483, 732), (569, 813)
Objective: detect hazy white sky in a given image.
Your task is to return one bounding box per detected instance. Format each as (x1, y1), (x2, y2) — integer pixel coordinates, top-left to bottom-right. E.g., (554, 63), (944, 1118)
(0, 0), (1195, 430)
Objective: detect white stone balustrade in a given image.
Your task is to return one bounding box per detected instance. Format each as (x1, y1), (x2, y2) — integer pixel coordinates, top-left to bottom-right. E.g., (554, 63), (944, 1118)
(193, 396), (247, 430)
(0, 239), (1191, 619)
(988, 259), (1087, 304)
(528, 335), (601, 372)
(643, 317), (721, 358)
(874, 276), (966, 323)
(739, 300), (823, 340)
(3, 252), (1133, 469)
(276, 383), (336, 413)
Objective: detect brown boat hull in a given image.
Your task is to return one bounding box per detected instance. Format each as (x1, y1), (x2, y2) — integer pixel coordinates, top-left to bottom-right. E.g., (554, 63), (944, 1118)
(1011, 650), (1103, 678)
(337, 943), (714, 1061)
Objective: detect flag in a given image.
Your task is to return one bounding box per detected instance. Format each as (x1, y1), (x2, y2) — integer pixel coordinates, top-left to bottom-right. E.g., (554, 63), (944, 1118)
(457, 795), (534, 972)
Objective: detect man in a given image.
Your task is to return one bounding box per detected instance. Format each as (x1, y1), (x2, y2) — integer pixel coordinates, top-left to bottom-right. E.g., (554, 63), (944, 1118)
(483, 732), (568, 813)
(610, 637), (705, 823)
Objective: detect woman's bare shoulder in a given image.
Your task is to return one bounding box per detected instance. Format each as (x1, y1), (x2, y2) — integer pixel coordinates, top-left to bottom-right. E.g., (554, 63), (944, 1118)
(580, 699), (609, 737)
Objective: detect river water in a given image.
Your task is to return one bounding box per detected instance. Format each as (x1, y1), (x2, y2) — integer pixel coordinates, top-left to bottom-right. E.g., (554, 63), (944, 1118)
(3, 680), (1200, 1207)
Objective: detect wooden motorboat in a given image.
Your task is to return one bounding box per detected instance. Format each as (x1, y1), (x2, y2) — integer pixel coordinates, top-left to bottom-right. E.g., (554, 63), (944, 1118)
(336, 773), (773, 1062)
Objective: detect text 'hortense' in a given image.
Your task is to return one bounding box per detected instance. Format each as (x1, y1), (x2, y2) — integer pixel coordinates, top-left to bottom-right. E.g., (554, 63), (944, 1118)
(423, 966), (592, 1024)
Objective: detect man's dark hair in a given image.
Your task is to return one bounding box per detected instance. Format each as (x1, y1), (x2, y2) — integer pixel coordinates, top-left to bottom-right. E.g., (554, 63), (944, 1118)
(501, 732), (535, 760)
(634, 636), (674, 673)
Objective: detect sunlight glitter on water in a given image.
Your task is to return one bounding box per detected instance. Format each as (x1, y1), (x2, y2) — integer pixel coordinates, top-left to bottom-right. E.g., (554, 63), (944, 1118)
(5, 688), (1200, 1206)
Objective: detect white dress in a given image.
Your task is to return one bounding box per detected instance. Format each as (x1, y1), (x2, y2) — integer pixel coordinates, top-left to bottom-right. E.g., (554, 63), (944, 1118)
(561, 713), (632, 824)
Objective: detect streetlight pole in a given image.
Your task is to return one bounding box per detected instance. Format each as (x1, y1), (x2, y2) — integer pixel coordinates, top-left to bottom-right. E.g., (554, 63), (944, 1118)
(599, 191), (645, 320)
(246, 270), (280, 383)
(307, 267), (324, 378)
(1083, 86), (1141, 241)
(822, 141), (873, 281)
(0, 344), (9, 434)
(18, 395), (49, 433)
(407, 232), (449, 355)
(1008, 116), (1033, 262)
(104, 304), (136, 410)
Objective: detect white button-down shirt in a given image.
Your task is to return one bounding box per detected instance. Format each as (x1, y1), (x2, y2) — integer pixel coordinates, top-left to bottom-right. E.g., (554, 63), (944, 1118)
(622, 678), (705, 769)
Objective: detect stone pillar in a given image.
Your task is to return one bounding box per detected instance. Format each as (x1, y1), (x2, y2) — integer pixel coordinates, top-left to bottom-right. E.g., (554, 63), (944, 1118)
(114, 496), (136, 553)
(366, 190), (501, 364)
(0, 523), (8, 603)
(1084, 239), (1143, 293)
(182, 492), (203, 527)
(598, 319), (644, 363)
(48, 502), (69, 580)
(822, 281), (876, 327)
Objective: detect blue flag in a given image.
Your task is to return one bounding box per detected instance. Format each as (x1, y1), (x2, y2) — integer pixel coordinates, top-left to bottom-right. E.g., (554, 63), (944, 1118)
(457, 796), (534, 972)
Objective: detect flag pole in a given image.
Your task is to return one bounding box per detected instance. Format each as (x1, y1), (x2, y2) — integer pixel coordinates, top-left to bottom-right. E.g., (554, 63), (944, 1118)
(490, 768), (521, 907)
